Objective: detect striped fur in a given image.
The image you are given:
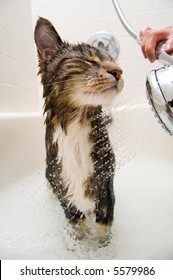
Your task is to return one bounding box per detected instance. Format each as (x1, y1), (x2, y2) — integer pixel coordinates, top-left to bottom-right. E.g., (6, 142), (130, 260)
(34, 17), (124, 228)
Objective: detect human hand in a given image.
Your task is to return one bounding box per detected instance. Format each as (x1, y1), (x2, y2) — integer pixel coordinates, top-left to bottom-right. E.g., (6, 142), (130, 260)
(140, 26), (173, 62)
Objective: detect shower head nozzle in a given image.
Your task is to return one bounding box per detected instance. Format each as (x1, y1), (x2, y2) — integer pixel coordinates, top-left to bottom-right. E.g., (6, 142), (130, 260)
(146, 65), (173, 136)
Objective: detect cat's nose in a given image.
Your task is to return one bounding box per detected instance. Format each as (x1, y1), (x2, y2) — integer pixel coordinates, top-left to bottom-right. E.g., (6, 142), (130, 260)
(108, 69), (123, 80)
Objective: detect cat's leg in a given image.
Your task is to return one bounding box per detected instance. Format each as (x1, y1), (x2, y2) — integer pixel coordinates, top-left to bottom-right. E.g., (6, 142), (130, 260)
(46, 163), (85, 224)
(95, 176), (115, 242)
(95, 175), (115, 226)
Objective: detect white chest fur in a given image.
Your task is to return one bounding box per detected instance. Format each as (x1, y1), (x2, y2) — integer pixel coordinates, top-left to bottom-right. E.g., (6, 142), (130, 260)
(53, 119), (95, 213)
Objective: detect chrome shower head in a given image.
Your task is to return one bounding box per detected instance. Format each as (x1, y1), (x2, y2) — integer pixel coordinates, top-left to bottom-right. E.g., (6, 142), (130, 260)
(112, 0), (173, 135)
(146, 65), (173, 135)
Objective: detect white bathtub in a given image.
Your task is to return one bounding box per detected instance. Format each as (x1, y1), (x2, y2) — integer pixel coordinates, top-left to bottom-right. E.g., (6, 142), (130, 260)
(0, 109), (173, 260)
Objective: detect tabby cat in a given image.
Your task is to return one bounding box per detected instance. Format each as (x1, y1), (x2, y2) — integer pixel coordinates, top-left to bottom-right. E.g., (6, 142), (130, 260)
(34, 17), (124, 231)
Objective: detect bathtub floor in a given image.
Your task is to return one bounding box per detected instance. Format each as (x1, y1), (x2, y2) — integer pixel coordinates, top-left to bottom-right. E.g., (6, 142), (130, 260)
(0, 136), (173, 260)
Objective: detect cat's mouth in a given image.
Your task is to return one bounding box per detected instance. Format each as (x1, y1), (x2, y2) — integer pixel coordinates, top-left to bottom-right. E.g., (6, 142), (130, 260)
(113, 78), (124, 93)
(103, 77), (124, 94)
(103, 82), (121, 94)
(106, 85), (117, 92)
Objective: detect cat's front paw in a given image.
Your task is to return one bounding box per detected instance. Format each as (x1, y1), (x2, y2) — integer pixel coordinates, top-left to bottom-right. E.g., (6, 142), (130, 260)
(95, 223), (112, 247)
(95, 176), (115, 226)
(95, 204), (114, 225)
(62, 201), (85, 224)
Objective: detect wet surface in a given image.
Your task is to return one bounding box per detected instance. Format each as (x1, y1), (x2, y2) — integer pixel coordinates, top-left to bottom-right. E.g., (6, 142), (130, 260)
(1, 137), (173, 260)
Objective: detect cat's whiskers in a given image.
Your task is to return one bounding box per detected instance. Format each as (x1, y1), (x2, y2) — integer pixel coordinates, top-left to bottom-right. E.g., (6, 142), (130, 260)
(47, 86), (87, 99)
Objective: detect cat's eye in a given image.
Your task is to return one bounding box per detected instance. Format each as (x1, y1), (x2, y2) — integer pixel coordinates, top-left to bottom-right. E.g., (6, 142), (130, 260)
(85, 59), (100, 67)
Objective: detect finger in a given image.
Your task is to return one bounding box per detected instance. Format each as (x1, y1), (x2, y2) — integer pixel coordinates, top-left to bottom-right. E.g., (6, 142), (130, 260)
(142, 29), (161, 62)
(141, 39), (148, 58)
(144, 39), (157, 62)
(140, 27), (154, 59)
(164, 39), (173, 53)
(142, 36), (157, 62)
(140, 26), (152, 40)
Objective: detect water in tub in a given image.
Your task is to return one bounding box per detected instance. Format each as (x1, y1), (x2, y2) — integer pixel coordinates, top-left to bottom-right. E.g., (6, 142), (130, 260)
(0, 94), (173, 259)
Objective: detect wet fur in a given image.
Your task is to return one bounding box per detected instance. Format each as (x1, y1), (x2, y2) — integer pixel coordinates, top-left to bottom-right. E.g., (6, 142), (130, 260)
(34, 17), (124, 229)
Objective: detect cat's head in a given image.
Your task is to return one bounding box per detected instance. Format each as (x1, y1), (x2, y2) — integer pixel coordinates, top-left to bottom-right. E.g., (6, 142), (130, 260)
(34, 17), (124, 109)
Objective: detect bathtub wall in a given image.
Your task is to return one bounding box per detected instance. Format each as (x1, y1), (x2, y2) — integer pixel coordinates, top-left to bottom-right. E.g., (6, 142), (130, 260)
(0, 0), (40, 112)
(31, 0), (173, 102)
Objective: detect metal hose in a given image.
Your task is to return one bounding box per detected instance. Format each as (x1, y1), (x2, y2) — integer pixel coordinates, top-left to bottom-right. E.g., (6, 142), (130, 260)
(112, 0), (139, 41)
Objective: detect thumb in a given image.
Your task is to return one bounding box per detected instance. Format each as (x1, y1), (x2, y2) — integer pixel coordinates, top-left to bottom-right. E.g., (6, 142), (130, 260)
(164, 39), (173, 53)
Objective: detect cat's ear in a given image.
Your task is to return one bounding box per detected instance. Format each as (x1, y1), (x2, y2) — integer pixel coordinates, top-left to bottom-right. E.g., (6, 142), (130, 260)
(34, 17), (63, 61)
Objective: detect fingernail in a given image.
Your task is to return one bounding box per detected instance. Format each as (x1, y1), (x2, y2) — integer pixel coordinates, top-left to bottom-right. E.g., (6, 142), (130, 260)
(165, 43), (171, 51)
(149, 57), (155, 63)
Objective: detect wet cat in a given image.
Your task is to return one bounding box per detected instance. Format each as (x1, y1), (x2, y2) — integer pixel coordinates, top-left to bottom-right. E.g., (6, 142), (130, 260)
(34, 17), (124, 231)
